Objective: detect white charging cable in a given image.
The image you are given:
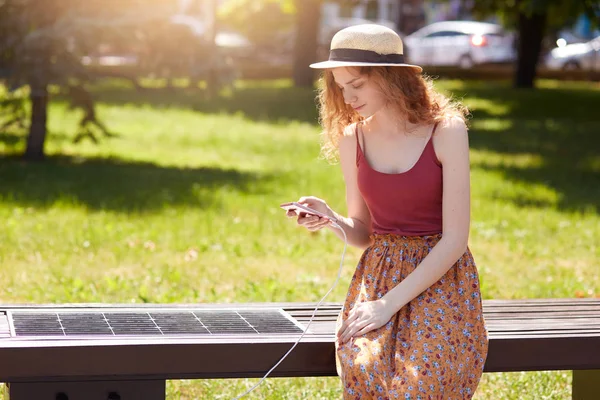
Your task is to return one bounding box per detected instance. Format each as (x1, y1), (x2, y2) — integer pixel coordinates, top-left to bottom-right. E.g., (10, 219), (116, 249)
(232, 220), (347, 399)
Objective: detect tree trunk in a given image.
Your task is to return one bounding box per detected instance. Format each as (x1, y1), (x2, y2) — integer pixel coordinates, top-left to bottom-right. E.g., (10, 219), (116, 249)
(24, 84), (49, 161)
(206, 0), (219, 98)
(514, 10), (547, 89)
(293, 0), (321, 88)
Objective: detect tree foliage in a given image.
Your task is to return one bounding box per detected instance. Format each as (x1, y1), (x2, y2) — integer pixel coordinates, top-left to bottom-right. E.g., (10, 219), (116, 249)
(0, 0), (177, 91)
(0, 0), (182, 159)
(218, 0), (360, 47)
(219, 0), (297, 47)
(469, 0), (598, 30)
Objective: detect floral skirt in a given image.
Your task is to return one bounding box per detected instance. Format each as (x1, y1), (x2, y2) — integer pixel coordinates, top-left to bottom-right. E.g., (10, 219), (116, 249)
(336, 234), (489, 400)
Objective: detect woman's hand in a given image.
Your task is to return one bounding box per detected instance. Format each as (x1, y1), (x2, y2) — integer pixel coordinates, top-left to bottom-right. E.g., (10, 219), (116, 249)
(337, 300), (395, 344)
(286, 196), (334, 232)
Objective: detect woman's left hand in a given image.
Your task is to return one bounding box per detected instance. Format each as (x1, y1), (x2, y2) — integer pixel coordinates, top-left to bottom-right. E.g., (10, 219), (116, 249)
(338, 300), (395, 344)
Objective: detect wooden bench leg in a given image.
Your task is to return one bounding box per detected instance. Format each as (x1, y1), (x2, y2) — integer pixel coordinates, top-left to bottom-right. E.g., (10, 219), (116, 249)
(4, 380), (166, 400)
(572, 370), (600, 400)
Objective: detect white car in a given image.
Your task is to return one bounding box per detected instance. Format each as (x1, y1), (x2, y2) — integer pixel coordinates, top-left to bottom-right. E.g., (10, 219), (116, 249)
(545, 36), (600, 71)
(403, 21), (516, 68)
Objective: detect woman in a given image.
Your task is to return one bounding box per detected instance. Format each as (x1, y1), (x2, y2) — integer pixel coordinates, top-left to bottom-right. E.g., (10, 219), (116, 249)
(287, 24), (488, 399)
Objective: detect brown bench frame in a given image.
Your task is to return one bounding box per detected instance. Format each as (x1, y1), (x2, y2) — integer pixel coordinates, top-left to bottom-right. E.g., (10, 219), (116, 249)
(1, 298), (598, 399)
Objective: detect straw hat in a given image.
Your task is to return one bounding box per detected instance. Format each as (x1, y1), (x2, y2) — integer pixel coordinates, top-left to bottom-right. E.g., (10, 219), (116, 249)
(310, 24), (422, 72)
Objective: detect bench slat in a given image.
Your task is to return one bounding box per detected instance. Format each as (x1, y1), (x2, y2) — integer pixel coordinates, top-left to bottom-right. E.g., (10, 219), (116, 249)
(0, 312), (9, 338)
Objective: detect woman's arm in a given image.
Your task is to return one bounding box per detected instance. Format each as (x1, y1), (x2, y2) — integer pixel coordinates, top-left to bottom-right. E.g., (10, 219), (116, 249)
(382, 117), (471, 312)
(291, 124), (372, 249)
(326, 124), (373, 249)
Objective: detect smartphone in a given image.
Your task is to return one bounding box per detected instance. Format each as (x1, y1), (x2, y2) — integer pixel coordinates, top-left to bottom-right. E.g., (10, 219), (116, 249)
(280, 202), (333, 221)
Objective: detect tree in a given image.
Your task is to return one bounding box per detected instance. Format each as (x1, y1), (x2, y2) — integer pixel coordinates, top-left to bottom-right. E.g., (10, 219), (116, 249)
(221, 0), (361, 88)
(293, 0), (364, 87)
(292, 0), (322, 87)
(221, 0), (321, 87)
(219, 0), (296, 47)
(0, 0), (176, 160)
(469, 0), (599, 88)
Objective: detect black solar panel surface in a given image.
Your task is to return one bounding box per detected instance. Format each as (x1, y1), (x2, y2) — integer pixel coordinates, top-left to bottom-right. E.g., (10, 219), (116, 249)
(9, 309), (303, 336)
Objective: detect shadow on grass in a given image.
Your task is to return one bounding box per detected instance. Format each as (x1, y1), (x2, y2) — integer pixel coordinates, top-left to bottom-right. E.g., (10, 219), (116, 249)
(57, 81), (320, 124)
(467, 115), (599, 213)
(452, 82), (600, 122)
(0, 132), (23, 148)
(478, 161), (599, 212)
(0, 131), (76, 152)
(0, 154), (272, 212)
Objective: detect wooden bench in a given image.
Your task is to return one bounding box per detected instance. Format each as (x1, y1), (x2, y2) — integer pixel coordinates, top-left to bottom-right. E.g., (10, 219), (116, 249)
(0, 298), (598, 399)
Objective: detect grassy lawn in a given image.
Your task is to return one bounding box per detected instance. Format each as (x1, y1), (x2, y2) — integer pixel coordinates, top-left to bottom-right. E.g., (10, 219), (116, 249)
(0, 77), (598, 399)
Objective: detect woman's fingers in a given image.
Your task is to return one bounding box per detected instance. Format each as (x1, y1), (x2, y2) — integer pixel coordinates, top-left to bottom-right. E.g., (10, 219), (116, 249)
(297, 215), (329, 231)
(298, 195), (321, 205)
(297, 196), (329, 215)
(284, 196), (331, 231)
(339, 311), (361, 342)
(339, 309), (358, 332)
(354, 322), (377, 338)
(340, 325), (367, 343)
(338, 307), (381, 343)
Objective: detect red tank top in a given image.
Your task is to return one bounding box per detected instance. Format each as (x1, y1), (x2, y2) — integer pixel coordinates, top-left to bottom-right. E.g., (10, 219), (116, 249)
(356, 123), (443, 236)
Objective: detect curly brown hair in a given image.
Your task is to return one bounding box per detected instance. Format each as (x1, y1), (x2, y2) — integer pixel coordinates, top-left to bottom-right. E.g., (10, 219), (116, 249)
(316, 66), (469, 162)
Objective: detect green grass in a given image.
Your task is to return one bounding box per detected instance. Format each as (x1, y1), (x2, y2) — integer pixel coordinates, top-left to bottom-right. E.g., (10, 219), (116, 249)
(1, 78), (598, 399)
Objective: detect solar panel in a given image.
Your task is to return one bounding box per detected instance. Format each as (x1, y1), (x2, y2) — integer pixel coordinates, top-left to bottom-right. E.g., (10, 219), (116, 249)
(8, 309), (304, 337)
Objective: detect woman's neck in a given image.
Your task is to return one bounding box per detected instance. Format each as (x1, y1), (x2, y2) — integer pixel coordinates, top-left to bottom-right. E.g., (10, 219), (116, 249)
(369, 107), (419, 136)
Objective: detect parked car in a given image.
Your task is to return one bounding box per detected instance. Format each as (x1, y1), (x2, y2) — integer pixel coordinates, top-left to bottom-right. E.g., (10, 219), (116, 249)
(82, 15), (251, 88)
(403, 21), (516, 68)
(545, 36), (600, 72)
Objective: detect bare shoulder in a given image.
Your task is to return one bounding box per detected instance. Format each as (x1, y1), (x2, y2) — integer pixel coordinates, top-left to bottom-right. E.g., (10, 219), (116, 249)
(339, 122), (359, 159)
(432, 117), (469, 163)
(341, 122), (359, 140)
(435, 116), (468, 136)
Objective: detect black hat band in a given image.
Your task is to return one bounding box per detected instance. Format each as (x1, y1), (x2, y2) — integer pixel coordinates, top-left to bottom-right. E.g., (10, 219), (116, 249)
(329, 48), (405, 64)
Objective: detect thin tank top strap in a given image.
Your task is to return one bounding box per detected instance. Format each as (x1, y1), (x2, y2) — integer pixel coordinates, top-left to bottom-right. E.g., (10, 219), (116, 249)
(426, 122), (439, 144)
(425, 122), (441, 166)
(355, 122), (365, 166)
